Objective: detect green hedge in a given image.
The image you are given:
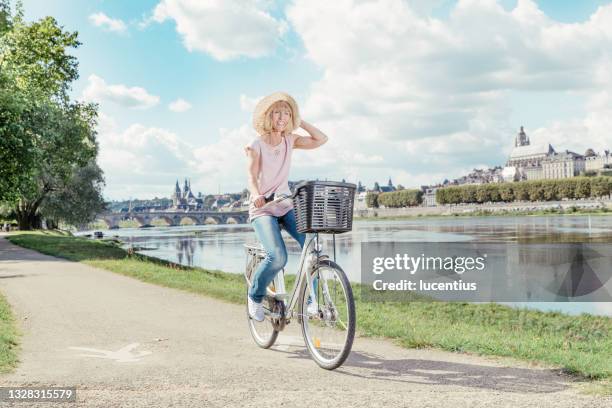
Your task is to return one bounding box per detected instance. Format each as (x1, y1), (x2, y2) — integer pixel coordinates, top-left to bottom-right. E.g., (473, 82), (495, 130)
(376, 189), (423, 208)
(366, 192), (379, 208)
(436, 177), (612, 205)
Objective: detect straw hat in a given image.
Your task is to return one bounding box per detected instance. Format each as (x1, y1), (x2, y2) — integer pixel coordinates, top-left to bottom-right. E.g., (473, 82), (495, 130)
(252, 92), (301, 136)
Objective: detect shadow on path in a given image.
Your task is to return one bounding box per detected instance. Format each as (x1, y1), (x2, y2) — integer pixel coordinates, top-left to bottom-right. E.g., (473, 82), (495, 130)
(277, 347), (569, 394)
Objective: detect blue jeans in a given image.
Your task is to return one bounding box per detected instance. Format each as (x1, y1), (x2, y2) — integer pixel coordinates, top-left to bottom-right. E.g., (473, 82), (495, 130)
(249, 209), (306, 303)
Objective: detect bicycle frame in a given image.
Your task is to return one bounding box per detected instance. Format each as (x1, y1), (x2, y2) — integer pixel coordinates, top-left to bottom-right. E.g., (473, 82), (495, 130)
(244, 232), (322, 322)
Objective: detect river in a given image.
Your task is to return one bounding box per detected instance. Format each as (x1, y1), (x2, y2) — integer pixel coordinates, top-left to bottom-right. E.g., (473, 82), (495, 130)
(77, 215), (612, 317)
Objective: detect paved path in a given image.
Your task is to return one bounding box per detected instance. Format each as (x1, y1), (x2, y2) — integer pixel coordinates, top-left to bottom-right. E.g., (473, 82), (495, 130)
(0, 236), (608, 407)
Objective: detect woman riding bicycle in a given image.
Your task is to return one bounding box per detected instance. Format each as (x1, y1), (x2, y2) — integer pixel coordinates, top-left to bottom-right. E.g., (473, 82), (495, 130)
(245, 92), (328, 322)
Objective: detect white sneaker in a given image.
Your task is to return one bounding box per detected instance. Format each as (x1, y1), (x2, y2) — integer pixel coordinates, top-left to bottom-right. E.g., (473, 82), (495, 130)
(306, 298), (319, 316)
(248, 296), (264, 322)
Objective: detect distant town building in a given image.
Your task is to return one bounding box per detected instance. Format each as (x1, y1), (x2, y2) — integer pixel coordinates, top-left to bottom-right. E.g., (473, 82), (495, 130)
(417, 127), (609, 207)
(542, 150), (585, 179)
(355, 191), (368, 210)
(371, 178), (396, 192)
(506, 126), (556, 180)
(172, 178), (204, 210)
(422, 187), (437, 207)
(522, 164), (543, 181)
(444, 167), (505, 186)
(585, 150), (612, 173)
(502, 166), (520, 182)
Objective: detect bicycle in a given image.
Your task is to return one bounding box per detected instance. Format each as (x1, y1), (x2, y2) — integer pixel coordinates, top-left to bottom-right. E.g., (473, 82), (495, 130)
(244, 181), (356, 370)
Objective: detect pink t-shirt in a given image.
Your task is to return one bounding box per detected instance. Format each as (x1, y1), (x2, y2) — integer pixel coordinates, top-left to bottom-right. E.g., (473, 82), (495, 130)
(247, 133), (297, 221)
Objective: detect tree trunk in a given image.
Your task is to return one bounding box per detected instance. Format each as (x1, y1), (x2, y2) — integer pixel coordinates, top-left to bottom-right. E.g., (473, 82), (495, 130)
(45, 218), (58, 230)
(14, 196), (45, 230)
(16, 210), (42, 230)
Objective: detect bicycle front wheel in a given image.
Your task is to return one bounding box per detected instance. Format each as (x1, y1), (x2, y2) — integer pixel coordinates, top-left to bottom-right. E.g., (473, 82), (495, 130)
(299, 259), (355, 370)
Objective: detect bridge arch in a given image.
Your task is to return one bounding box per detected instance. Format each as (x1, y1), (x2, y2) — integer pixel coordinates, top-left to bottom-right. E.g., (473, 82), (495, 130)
(204, 216), (221, 225)
(154, 215), (176, 226)
(132, 216), (148, 227)
(225, 216), (240, 224)
(95, 210), (248, 229)
(96, 217), (117, 229)
(178, 215), (200, 225)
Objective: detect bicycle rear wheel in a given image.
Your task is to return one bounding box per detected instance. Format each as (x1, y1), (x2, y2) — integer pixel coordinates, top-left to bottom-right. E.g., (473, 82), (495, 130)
(299, 259), (355, 370)
(246, 289), (279, 349)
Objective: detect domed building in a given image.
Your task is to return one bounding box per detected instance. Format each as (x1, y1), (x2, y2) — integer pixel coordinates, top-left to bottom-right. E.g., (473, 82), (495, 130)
(505, 126), (555, 180)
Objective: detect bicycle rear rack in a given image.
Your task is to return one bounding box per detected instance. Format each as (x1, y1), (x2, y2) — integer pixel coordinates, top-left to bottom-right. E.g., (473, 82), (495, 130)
(244, 243), (288, 300)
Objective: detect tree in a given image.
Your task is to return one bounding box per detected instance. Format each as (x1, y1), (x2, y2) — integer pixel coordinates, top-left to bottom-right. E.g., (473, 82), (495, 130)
(513, 181), (529, 201)
(0, 71), (36, 202)
(12, 100), (99, 229)
(527, 181), (544, 201)
(1, 14), (80, 102)
(378, 190), (422, 207)
(575, 178), (591, 199)
(558, 179), (576, 199)
(590, 177), (610, 198)
(0, 6), (101, 229)
(40, 161), (106, 228)
(0, 0), (12, 35)
(499, 183), (514, 202)
(204, 195), (216, 209)
(475, 185), (490, 203)
(366, 192), (379, 208)
(461, 185), (477, 203)
(542, 181), (558, 201)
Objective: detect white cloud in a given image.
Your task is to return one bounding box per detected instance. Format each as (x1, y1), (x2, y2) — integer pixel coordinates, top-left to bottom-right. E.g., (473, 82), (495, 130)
(98, 116), (257, 198)
(88, 12), (127, 33)
(97, 114), (196, 199)
(285, 0), (612, 187)
(240, 94), (262, 112)
(150, 0), (287, 60)
(168, 98), (192, 112)
(82, 75), (160, 110)
(191, 125), (257, 192)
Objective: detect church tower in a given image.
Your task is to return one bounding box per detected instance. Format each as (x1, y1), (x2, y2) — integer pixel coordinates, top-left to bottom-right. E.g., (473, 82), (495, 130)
(515, 126), (530, 147)
(183, 179), (190, 199)
(172, 180), (181, 207)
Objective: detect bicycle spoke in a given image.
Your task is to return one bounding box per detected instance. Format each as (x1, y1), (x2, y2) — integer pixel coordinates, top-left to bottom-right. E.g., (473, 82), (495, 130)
(300, 262), (354, 369)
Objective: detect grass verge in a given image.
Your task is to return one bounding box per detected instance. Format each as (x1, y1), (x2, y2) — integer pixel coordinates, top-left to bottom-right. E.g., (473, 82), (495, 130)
(0, 291), (19, 373)
(5, 231), (612, 391)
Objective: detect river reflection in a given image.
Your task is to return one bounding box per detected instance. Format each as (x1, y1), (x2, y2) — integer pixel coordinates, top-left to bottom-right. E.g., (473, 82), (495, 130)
(78, 215), (612, 316)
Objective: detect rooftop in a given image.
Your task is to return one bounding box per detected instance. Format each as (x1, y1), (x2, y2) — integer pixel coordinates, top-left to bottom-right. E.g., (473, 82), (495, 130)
(509, 143), (555, 159)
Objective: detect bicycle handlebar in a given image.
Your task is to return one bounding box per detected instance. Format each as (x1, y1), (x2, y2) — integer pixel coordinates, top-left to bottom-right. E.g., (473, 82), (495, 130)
(258, 192), (294, 210)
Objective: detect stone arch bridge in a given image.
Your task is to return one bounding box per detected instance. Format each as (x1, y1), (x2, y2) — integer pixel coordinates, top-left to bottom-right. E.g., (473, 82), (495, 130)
(97, 210), (249, 229)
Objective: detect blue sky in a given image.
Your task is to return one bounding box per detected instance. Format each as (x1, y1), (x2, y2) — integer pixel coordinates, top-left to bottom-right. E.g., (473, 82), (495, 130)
(20, 0), (612, 200)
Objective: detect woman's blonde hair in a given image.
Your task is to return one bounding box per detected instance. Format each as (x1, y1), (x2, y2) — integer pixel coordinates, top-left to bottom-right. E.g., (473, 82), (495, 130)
(261, 100), (296, 135)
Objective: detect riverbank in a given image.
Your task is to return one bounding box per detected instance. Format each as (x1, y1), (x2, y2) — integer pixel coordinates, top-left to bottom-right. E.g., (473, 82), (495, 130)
(4, 231), (612, 391)
(355, 205), (612, 220)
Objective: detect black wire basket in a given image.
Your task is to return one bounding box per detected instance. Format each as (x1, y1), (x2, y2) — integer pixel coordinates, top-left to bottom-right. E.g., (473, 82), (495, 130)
(292, 181), (356, 234)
